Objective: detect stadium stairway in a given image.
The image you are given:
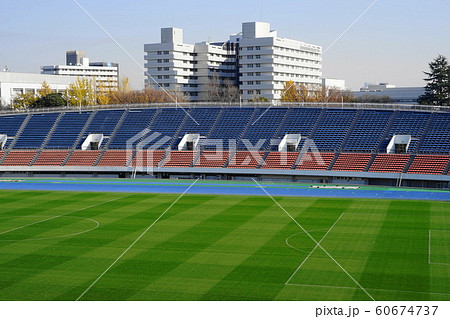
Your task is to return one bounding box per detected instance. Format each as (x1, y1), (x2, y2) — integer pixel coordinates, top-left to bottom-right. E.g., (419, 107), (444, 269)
(7, 114), (31, 150)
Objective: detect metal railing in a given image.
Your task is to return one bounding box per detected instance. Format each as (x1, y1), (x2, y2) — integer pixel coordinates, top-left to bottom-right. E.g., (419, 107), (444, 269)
(1, 101), (449, 116)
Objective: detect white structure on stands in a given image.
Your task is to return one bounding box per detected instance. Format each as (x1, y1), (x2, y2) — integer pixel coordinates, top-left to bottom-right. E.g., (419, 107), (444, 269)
(0, 71), (77, 106)
(144, 22), (322, 101)
(41, 51), (119, 90)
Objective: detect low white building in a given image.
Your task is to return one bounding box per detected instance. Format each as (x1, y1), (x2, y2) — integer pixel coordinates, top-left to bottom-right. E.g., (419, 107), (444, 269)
(41, 51), (119, 90)
(353, 83), (425, 104)
(0, 71), (77, 106)
(144, 22), (322, 101)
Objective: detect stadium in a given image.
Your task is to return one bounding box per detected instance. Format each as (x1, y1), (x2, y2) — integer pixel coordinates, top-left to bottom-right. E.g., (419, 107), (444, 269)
(0, 103), (449, 301)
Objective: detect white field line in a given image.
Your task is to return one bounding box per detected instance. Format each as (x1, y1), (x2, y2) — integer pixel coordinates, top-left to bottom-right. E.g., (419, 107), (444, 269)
(76, 178), (199, 301)
(0, 195), (129, 236)
(285, 228), (329, 253)
(285, 214), (344, 284)
(285, 283), (450, 297)
(252, 178), (375, 301)
(0, 215), (99, 242)
(428, 230), (450, 266)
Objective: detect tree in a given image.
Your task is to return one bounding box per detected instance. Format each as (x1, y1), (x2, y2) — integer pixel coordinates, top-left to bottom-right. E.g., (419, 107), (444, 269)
(418, 55), (450, 106)
(38, 81), (52, 97)
(65, 77), (95, 106)
(12, 92), (38, 109)
(206, 75), (240, 102)
(281, 81), (301, 102)
(31, 93), (66, 108)
(355, 94), (392, 103)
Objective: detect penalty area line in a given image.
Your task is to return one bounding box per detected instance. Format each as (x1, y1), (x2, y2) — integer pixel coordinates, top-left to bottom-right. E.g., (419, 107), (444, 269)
(76, 178), (199, 301)
(252, 178), (375, 301)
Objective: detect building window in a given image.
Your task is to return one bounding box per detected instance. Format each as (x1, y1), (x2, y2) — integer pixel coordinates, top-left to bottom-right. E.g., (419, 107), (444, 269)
(164, 51), (169, 54)
(157, 51), (162, 55)
(256, 72), (261, 76)
(248, 81), (254, 85)
(157, 75), (163, 79)
(158, 67), (163, 71)
(256, 55), (261, 59)
(247, 90), (253, 94)
(256, 81), (261, 85)
(256, 64), (261, 67)
(256, 90), (261, 94)
(164, 67), (169, 71)
(256, 46), (261, 50)
(247, 47), (253, 51)
(157, 59), (162, 63)
(164, 59), (169, 63)
(248, 72), (254, 76)
(247, 55), (254, 59)
(248, 64), (254, 68)
(164, 75), (169, 79)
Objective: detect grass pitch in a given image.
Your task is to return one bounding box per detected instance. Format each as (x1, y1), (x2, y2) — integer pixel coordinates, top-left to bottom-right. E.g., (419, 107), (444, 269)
(0, 189), (448, 301)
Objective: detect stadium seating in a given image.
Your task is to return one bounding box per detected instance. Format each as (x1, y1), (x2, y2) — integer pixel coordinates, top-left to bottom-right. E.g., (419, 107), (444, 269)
(162, 151), (196, 167)
(147, 109), (187, 149)
(96, 150), (131, 167)
(380, 111), (431, 153)
(206, 108), (255, 149)
(14, 113), (59, 149)
(65, 150), (101, 166)
(343, 110), (392, 152)
(260, 152), (298, 169)
(312, 109), (357, 151)
(368, 154), (411, 173)
(108, 109), (157, 149)
(33, 151), (69, 166)
(194, 151), (229, 168)
(239, 108), (287, 150)
(174, 108), (222, 149)
(78, 110), (124, 148)
(227, 151), (264, 168)
(0, 106), (449, 180)
(419, 113), (450, 153)
(0, 114), (28, 137)
(331, 153), (372, 171)
(407, 155), (450, 175)
(131, 150), (165, 167)
(1, 150), (37, 166)
(46, 112), (92, 149)
(296, 153), (334, 170)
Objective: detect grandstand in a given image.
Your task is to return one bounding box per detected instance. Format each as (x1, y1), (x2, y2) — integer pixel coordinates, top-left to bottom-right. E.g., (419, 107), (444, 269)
(0, 104), (449, 188)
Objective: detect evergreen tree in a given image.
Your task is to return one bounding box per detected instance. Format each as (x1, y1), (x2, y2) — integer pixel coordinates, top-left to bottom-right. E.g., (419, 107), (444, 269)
(418, 55), (450, 106)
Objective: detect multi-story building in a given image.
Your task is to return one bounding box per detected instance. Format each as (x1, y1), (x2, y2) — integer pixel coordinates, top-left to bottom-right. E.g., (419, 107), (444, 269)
(0, 71), (77, 106)
(144, 22), (322, 101)
(41, 51), (119, 91)
(144, 28), (237, 101)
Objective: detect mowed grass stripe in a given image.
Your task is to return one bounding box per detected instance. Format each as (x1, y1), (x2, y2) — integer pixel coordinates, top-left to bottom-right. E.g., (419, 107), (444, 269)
(0, 190), (449, 301)
(358, 200), (432, 300)
(77, 196), (269, 300)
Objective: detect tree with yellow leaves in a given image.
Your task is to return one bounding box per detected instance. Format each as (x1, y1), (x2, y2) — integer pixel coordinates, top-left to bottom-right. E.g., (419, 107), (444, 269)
(64, 77), (95, 106)
(281, 81), (301, 102)
(38, 81), (52, 97)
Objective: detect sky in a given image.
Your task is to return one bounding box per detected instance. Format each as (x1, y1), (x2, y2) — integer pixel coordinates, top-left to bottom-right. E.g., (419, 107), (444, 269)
(1, 0), (449, 91)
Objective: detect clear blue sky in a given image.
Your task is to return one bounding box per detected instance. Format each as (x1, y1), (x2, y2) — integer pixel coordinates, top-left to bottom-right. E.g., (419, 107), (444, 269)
(1, 0), (449, 90)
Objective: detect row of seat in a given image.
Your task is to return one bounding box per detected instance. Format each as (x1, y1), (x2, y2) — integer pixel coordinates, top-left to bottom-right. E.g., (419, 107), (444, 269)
(1, 150), (448, 175)
(1, 108), (449, 153)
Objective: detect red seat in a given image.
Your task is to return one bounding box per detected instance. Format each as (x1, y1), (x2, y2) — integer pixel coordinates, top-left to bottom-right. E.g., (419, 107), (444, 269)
(296, 153), (334, 170)
(97, 150), (132, 167)
(65, 150), (101, 166)
(260, 152), (299, 169)
(1, 151), (37, 166)
(332, 153), (372, 171)
(407, 155), (450, 175)
(369, 154), (410, 173)
(34, 151), (69, 166)
(227, 151), (264, 169)
(194, 151), (229, 168)
(161, 151), (196, 167)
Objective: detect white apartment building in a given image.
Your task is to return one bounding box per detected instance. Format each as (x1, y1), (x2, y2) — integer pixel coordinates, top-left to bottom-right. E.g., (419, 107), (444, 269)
(41, 51), (119, 90)
(238, 22), (322, 101)
(0, 71), (77, 106)
(144, 22), (322, 101)
(144, 28), (237, 100)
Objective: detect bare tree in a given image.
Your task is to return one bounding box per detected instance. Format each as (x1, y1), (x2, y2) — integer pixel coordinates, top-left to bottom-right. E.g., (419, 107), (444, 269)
(206, 75), (239, 102)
